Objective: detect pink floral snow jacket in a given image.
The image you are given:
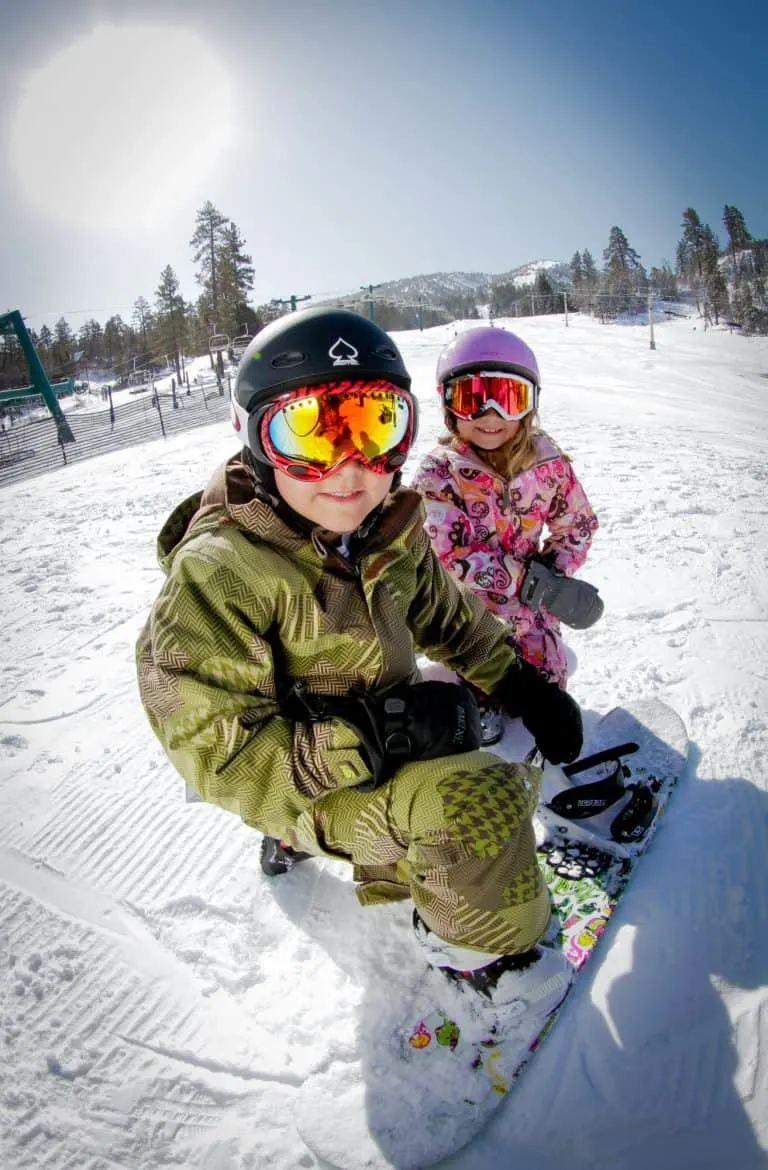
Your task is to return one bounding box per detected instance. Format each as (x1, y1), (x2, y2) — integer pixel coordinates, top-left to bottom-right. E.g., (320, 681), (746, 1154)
(411, 433), (598, 685)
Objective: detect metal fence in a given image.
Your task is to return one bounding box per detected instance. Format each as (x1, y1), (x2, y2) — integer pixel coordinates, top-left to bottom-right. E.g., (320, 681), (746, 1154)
(0, 379), (230, 489)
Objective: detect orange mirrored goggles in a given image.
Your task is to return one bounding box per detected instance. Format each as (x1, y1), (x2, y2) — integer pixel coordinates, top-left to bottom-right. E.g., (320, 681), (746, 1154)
(442, 371), (538, 421)
(258, 380), (417, 480)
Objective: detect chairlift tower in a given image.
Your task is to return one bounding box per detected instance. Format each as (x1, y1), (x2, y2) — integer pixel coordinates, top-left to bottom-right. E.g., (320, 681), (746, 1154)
(0, 310), (75, 444)
(360, 283), (382, 322)
(390, 298), (450, 331)
(272, 294), (312, 314)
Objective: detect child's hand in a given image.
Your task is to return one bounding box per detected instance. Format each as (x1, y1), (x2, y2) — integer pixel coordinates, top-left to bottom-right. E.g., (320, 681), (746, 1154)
(370, 680), (483, 767)
(493, 658), (583, 763)
(281, 680), (483, 789)
(519, 558), (604, 629)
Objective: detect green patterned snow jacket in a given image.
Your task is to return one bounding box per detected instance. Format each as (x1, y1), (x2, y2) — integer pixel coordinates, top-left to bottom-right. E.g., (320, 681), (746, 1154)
(136, 453), (519, 844)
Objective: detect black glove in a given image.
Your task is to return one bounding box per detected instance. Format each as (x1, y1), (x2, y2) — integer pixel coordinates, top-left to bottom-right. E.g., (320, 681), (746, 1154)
(492, 658), (583, 763)
(281, 680), (482, 790)
(519, 558), (604, 630)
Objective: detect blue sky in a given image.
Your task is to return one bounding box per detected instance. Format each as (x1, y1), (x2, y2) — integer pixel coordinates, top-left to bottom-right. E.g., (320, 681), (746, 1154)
(1, 0), (766, 332)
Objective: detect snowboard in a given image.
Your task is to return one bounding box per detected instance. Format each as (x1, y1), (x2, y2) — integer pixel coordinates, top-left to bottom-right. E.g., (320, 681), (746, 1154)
(295, 699), (688, 1170)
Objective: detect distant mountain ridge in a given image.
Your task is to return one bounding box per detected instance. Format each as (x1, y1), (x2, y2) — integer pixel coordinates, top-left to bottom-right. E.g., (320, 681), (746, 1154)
(322, 258), (571, 310)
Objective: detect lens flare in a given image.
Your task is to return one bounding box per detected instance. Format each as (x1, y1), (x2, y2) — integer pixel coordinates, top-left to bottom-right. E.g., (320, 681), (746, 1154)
(9, 24), (236, 229)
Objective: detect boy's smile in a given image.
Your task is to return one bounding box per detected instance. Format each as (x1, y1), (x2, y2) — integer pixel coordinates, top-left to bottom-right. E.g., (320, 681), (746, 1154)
(275, 462), (394, 534)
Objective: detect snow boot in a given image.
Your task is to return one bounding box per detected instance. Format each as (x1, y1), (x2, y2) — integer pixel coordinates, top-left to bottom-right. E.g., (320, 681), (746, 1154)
(260, 836), (313, 877)
(413, 911), (571, 1032)
(441, 945), (571, 1022)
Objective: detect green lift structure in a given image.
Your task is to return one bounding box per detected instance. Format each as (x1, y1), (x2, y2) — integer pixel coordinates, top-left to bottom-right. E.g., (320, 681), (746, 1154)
(0, 309), (75, 444)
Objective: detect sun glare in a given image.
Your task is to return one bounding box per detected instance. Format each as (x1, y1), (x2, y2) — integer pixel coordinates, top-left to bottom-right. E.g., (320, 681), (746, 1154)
(9, 24), (236, 230)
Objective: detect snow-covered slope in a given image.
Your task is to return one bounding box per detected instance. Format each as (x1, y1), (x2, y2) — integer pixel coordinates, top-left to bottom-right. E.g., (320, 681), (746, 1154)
(2, 312), (768, 1170)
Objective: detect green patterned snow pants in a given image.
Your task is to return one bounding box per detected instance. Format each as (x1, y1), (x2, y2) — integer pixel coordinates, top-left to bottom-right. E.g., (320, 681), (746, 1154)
(292, 750), (550, 957)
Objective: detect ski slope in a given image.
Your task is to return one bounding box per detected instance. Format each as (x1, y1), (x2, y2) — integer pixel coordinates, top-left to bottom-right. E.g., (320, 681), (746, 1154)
(2, 311), (768, 1170)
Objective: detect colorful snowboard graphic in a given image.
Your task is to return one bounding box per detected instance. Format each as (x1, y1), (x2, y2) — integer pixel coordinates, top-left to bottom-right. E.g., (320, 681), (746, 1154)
(296, 699), (688, 1170)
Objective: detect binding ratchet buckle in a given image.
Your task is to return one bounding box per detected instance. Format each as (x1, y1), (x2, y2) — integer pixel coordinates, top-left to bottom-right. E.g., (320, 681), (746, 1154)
(547, 743), (659, 845)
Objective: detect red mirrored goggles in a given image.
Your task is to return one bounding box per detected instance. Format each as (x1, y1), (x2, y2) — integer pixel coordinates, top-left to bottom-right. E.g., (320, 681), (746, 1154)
(257, 380), (417, 480)
(441, 371), (538, 421)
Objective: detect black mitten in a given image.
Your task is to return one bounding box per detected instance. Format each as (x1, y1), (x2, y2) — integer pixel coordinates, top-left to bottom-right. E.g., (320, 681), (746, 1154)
(493, 658), (583, 763)
(519, 558), (604, 629)
(281, 680), (482, 789)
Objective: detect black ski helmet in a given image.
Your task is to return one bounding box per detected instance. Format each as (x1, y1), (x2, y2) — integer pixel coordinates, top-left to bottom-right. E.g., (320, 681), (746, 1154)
(231, 307), (416, 465)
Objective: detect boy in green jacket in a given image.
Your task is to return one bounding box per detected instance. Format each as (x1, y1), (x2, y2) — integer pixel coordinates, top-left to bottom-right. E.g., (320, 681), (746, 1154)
(136, 308), (582, 1018)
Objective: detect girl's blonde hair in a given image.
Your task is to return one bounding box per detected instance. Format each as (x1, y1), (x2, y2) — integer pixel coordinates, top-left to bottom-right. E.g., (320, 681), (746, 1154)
(442, 409), (539, 480)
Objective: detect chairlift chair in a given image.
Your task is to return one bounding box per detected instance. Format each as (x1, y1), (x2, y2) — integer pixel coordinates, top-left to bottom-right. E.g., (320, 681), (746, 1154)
(209, 332), (230, 354)
(231, 333), (251, 360)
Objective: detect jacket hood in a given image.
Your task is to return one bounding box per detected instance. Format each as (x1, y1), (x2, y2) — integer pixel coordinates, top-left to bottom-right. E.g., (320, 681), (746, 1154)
(155, 451), (424, 575)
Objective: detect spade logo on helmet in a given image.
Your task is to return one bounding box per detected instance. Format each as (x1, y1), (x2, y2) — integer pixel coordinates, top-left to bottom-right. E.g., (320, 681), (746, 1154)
(329, 337), (359, 367)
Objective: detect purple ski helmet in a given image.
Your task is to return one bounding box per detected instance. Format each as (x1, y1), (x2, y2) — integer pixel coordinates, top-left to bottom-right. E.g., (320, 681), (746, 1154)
(435, 326), (540, 390)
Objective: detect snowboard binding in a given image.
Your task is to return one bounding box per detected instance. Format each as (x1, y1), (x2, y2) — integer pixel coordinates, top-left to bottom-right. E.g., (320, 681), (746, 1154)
(531, 741), (661, 859)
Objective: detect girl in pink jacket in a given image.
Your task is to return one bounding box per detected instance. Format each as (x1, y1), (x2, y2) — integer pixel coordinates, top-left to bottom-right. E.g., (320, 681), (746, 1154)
(411, 326), (599, 744)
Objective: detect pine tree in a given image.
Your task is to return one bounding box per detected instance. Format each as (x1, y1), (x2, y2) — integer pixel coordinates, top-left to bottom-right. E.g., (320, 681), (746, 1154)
(569, 251), (583, 287)
(218, 220), (255, 337)
(103, 315), (128, 366)
(443, 293), (480, 321)
(581, 249), (597, 283)
(53, 317), (74, 366)
(78, 319), (103, 361)
(677, 209), (726, 317)
(182, 302), (210, 356)
(1, 329), (22, 389)
(132, 297), (152, 347)
(602, 226), (645, 314)
(580, 249), (599, 313)
(722, 205), (752, 281)
(534, 269), (556, 314)
(129, 296), (154, 378)
(752, 238), (768, 279)
(190, 200), (229, 328)
(699, 227), (728, 324)
(566, 249), (597, 315)
(155, 265), (186, 381)
(569, 251), (591, 311)
(731, 281), (757, 331)
(677, 209), (707, 286)
(603, 226), (643, 273)
(707, 265), (730, 325)
(489, 280), (521, 318)
(649, 265), (678, 299)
